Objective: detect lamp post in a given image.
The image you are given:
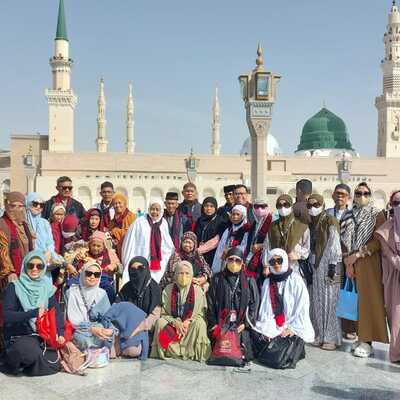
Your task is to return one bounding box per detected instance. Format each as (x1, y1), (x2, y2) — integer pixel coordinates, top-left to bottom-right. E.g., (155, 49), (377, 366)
(238, 44), (281, 200)
(337, 151), (352, 183)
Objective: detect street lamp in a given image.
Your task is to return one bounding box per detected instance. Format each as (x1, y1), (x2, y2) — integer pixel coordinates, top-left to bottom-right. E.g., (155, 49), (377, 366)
(238, 44), (281, 200)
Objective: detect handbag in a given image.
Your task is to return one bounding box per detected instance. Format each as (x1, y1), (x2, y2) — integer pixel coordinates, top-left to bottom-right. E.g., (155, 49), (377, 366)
(207, 316), (245, 367)
(336, 278), (358, 321)
(252, 332), (305, 369)
(59, 341), (88, 376)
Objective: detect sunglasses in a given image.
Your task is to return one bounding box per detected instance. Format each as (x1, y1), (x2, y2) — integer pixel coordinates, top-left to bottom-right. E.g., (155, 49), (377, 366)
(60, 186), (73, 191)
(392, 200), (400, 207)
(254, 204), (268, 209)
(226, 256), (242, 264)
(27, 262), (45, 270)
(306, 203), (321, 209)
(85, 271), (101, 278)
(354, 191), (371, 197)
(31, 201), (45, 208)
(277, 202), (291, 209)
(268, 257), (283, 266)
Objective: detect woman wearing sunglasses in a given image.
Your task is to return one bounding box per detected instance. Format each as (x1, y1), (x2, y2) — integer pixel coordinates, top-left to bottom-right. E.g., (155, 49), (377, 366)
(66, 260), (113, 352)
(341, 182), (388, 358)
(374, 190), (400, 363)
(2, 250), (63, 376)
(307, 194), (342, 351)
(252, 248), (314, 369)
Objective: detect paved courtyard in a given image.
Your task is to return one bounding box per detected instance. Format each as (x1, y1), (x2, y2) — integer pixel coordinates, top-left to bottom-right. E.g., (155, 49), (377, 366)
(1, 340), (399, 400)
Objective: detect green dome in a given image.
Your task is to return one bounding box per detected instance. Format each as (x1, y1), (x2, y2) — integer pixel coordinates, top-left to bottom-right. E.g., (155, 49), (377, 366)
(296, 107), (353, 152)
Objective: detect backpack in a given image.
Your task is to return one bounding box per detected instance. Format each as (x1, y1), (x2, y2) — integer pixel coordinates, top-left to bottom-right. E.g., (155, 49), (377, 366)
(59, 341), (88, 376)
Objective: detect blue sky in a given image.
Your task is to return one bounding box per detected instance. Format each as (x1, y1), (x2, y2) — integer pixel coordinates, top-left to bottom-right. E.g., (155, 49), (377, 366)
(0, 0), (392, 156)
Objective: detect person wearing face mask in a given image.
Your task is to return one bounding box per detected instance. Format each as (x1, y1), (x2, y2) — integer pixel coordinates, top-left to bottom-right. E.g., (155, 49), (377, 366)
(245, 199), (273, 282)
(151, 261), (211, 361)
(211, 205), (251, 274)
(263, 194), (310, 275)
(374, 190), (400, 363)
(341, 182), (388, 358)
(121, 198), (174, 285)
(307, 194), (342, 351)
(207, 247), (259, 362)
(251, 249), (314, 368)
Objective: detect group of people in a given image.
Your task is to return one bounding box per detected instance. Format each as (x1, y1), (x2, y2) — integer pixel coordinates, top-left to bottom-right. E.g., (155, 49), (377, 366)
(0, 175), (397, 376)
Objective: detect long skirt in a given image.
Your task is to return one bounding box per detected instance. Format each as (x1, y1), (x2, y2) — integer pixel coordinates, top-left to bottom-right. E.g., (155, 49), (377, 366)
(151, 317), (211, 362)
(4, 335), (59, 376)
(310, 262), (342, 345)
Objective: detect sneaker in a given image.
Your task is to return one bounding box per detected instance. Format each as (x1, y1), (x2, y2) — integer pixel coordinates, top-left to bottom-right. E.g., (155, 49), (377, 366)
(353, 342), (373, 358)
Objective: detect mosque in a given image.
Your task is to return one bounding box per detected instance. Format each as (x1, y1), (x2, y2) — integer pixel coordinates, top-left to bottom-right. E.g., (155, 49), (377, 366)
(2, 0), (400, 211)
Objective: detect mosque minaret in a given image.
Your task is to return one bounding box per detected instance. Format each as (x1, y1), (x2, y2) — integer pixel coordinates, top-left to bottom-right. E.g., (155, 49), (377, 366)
(211, 87), (221, 156)
(96, 78), (108, 153)
(126, 82), (135, 154)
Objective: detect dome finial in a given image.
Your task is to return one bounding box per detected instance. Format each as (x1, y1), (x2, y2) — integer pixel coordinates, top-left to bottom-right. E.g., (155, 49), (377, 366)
(256, 43), (264, 68)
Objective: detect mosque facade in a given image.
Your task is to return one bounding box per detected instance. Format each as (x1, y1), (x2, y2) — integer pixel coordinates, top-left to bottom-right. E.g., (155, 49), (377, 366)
(4, 1), (400, 211)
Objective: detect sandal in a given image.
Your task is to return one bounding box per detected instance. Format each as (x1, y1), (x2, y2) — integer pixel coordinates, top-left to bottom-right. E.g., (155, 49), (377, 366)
(321, 342), (337, 351)
(353, 342), (373, 358)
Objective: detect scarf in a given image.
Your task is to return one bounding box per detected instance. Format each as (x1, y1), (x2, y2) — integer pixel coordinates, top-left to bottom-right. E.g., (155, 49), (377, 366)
(341, 204), (380, 253)
(14, 250), (56, 330)
(113, 208), (129, 229)
(159, 283), (195, 351)
(99, 201), (112, 227)
(227, 220), (251, 248)
(147, 214), (162, 270)
(80, 208), (105, 242)
(3, 214), (34, 275)
(164, 210), (182, 249)
(268, 269), (292, 328)
(54, 193), (72, 211)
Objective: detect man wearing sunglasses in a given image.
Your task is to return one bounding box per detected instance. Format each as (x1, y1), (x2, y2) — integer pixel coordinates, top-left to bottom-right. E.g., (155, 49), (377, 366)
(326, 183), (352, 221)
(42, 176), (86, 221)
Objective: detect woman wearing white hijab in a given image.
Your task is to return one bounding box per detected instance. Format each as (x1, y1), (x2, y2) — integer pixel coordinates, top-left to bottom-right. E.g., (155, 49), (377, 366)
(211, 205), (250, 274)
(122, 198), (174, 284)
(251, 248), (314, 368)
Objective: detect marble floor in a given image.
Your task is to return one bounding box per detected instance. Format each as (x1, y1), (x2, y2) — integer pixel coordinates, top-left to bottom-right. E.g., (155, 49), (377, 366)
(0, 341), (399, 400)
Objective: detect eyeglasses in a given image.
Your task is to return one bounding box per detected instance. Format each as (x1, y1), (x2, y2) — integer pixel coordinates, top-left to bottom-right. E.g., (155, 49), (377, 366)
(226, 256), (242, 264)
(31, 201), (45, 209)
(268, 257), (283, 266)
(306, 203), (321, 209)
(354, 191), (371, 198)
(85, 271), (101, 278)
(60, 186), (73, 191)
(27, 262), (45, 270)
(254, 204), (268, 209)
(276, 202), (290, 209)
(392, 200), (400, 207)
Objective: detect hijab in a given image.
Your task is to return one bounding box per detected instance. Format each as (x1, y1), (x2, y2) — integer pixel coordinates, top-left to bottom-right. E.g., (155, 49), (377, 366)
(119, 256), (161, 314)
(5, 191), (26, 224)
(81, 208), (105, 241)
(266, 248), (289, 276)
(14, 250), (56, 330)
(391, 191), (400, 254)
(230, 205), (247, 231)
(195, 197), (224, 243)
(147, 198), (164, 223)
(173, 260), (194, 304)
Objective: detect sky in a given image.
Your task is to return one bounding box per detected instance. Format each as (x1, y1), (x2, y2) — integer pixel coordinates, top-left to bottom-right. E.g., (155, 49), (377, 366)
(0, 0), (393, 156)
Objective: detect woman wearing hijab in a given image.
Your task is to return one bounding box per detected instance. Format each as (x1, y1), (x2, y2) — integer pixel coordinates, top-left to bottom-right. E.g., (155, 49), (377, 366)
(263, 194), (310, 275)
(117, 256), (161, 333)
(49, 203), (66, 255)
(207, 247), (259, 362)
(109, 193), (136, 257)
(252, 249), (314, 367)
(374, 190), (400, 362)
(194, 197), (225, 266)
(245, 199), (273, 281)
(151, 261), (210, 361)
(2, 250), (63, 376)
(80, 208), (105, 242)
(66, 260), (113, 351)
(211, 205), (251, 274)
(164, 231), (212, 291)
(341, 182), (388, 358)
(307, 194), (342, 350)
(121, 198), (175, 285)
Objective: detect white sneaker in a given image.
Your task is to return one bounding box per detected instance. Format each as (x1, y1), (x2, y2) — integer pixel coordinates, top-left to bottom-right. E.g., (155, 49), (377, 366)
(353, 342), (373, 358)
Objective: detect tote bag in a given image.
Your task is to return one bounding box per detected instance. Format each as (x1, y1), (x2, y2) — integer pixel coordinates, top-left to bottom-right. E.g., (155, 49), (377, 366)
(336, 278), (358, 321)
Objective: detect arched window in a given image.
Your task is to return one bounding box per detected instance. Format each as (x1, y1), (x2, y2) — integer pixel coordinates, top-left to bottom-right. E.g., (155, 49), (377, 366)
(150, 187), (164, 200)
(132, 187), (146, 213)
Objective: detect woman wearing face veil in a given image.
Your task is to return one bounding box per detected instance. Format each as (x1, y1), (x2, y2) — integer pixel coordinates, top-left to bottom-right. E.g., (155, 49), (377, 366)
(251, 249), (314, 369)
(207, 247), (259, 361)
(341, 182), (388, 358)
(151, 261), (210, 361)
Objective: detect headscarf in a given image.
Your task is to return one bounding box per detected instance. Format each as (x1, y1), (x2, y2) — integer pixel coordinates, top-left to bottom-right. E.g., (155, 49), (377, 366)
(341, 184), (380, 253)
(14, 250), (56, 331)
(62, 214), (80, 238)
(67, 261), (106, 326)
(230, 205), (247, 231)
(5, 191), (26, 224)
(51, 203), (66, 217)
(391, 191), (400, 254)
(194, 197), (224, 244)
(266, 248), (289, 276)
(172, 261), (195, 312)
(147, 198), (165, 270)
(179, 231), (206, 276)
(26, 192), (44, 232)
(148, 198), (164, 223)
(118, 256), (161, 314)
(112, 193), (128, 206)
(81, 208), (104, 241)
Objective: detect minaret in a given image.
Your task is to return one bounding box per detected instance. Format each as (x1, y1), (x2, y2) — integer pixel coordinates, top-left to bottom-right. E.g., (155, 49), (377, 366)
(126, 82), (135, 153)
(96, 78), (108, 152)
(45, 0), (78, 152)
(211, 87), (221, 155)
(376, 1), (400, 157)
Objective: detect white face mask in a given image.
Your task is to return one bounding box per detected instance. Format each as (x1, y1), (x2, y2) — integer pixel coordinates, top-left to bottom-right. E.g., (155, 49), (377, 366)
(278, 207), (292, 217)
(308, 206), (323, 217)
